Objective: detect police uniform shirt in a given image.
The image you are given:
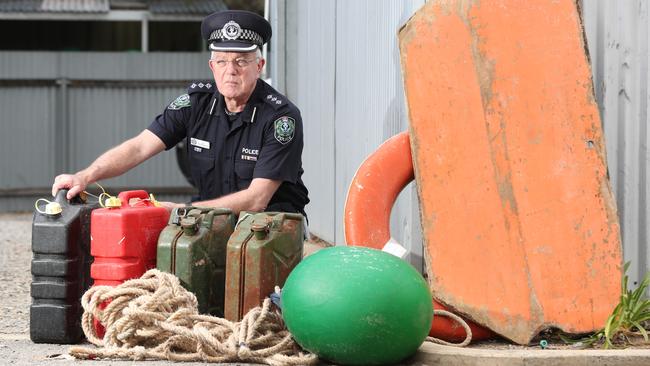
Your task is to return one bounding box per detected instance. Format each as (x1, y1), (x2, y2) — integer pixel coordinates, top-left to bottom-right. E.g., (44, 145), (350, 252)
(147, 79), (310, 216)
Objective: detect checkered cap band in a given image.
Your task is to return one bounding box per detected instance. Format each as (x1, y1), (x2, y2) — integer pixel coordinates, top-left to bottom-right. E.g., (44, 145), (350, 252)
(209, 28), (264, 46)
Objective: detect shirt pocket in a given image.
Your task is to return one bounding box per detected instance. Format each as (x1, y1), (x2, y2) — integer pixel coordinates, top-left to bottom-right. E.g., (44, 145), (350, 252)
(234, 161), (256, 190)
(189, 150), (216, 192)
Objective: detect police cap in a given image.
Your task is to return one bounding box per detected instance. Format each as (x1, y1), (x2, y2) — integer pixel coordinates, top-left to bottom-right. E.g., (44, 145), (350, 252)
(201, 10), (272, 52)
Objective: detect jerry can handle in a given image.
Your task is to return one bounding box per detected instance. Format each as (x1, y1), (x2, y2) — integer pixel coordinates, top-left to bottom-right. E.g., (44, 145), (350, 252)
(190, 206), (216, 214)
(117, 190), (150, 207)
(53, 189), (71, 208)
(52, 188), (87, 206)
(271, 212), (305, 229)
(192, 206), (232, 215)
(210, 207), (233, 215)
(198, 208), (233, 230)
(201, 210), (215, 230)
(171, 206), (212, 225)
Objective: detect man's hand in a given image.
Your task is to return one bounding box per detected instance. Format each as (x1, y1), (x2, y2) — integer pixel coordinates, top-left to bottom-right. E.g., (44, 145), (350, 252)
(52, 173), (90, 200)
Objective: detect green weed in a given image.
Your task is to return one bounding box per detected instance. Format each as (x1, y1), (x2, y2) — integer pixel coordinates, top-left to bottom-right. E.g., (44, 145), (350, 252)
(561, 262), (650, 348)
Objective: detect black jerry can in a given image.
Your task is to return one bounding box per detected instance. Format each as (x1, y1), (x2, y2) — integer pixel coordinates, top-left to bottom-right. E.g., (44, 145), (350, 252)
(30, 189), (97, 343)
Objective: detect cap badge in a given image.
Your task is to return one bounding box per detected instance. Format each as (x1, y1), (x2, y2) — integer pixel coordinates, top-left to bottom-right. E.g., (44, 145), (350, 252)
(222, 20), (243, 40)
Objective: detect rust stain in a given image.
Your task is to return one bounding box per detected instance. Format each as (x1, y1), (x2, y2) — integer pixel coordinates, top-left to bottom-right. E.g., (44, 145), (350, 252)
(469, 24), (496, 109)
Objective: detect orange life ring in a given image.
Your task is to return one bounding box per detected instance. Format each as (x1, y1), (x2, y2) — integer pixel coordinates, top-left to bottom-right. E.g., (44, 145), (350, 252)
(344, 131), (495, 343)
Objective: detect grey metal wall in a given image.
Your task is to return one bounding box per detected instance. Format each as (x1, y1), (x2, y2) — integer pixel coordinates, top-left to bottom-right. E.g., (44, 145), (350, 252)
(0, 51), (212, 210)
(582, 0), (650, 287)
(276, 0), (650, 280)
(281, 0), (338, 244)
(275, 0), (425, 270)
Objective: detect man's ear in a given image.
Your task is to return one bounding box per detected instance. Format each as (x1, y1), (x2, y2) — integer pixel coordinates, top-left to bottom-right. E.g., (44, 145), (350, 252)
(208, 59), (216, 73)
(258, 58), (266, 73)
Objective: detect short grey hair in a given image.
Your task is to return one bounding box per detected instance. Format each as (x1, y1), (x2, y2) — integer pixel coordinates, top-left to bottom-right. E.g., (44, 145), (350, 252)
(210, 48), (262, 60)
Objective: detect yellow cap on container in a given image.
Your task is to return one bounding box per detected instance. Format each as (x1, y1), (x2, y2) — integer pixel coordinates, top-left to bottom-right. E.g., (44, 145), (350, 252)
(149, 193), (162, 207)
(45, 202), (63, 215)
(105, 197), (122, 208)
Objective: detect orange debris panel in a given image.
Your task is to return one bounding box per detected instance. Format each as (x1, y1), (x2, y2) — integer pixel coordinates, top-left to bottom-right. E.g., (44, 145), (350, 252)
(399, 0), (622, 344)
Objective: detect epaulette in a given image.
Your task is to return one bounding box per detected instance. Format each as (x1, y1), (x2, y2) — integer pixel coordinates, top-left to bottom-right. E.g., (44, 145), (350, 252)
(262, 91), (289, 110)
(188, 81), (216, 94)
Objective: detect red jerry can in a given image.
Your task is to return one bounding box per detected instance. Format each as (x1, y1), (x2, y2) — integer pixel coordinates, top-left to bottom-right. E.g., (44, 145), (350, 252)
(90, 190), (170, 286)
(89, 190), (169, 338)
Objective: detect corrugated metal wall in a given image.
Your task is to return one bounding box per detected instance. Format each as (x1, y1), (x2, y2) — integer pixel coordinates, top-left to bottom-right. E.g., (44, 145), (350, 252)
(276, 0), (426, 270)
(0, 51), (212, 210)
(276, 0), (650, 280)
(582, 0), (650, 287)
(283, 0), (337, 244)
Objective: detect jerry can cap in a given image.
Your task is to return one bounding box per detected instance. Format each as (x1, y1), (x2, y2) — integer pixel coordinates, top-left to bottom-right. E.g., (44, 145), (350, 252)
(181, 215), (199, 235)
(35, 198), (63, 216)
(104, 196), (122, 208)
(251, 218), (270, 231)
(251, 217), (271, 240)
(45, 201), (63, 215)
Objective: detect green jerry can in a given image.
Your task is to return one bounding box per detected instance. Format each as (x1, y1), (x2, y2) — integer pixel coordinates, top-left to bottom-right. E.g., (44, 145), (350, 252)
(225, 212), (305, 321)
(156, 207), (236, 315)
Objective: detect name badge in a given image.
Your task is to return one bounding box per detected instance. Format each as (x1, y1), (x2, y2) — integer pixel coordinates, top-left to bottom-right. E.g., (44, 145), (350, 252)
(190, 137), (210, 149)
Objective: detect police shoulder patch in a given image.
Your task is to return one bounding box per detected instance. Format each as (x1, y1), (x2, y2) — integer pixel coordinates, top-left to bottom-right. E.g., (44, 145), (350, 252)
(273, 116), (296, 145)
(168, 94), (190, 110)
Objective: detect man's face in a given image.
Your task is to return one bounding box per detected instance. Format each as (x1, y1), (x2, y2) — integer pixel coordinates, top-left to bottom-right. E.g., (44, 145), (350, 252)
(209, 51), (264, 101)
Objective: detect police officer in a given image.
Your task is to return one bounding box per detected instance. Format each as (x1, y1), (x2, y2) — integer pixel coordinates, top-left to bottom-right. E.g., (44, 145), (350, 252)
(51, 10), (310, 217)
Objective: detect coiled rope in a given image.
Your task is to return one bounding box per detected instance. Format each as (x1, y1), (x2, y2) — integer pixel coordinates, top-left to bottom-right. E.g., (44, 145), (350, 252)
(426, 309), (473, 347)
(68, 269), (317, 365)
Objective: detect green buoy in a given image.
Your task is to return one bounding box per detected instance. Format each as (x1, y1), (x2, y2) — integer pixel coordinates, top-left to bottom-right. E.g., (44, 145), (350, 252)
(281, 246), (432, 365)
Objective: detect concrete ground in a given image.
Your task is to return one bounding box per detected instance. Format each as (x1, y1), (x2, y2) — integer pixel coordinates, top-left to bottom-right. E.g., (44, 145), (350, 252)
(2, 212), (650, 365)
